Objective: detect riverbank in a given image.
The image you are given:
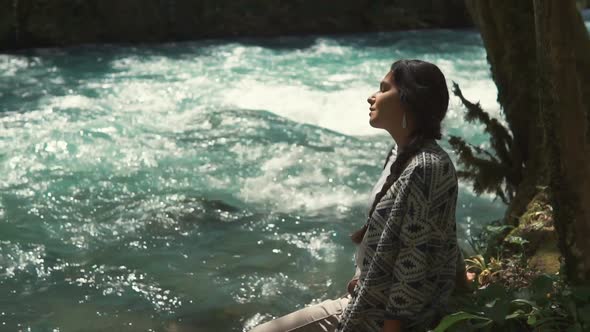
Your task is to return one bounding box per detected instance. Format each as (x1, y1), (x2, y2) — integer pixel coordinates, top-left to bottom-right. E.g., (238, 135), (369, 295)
(0, 0), (472, 51)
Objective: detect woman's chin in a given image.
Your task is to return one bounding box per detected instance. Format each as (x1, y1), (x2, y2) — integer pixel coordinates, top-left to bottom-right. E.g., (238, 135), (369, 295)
(368, 118), (379, 128)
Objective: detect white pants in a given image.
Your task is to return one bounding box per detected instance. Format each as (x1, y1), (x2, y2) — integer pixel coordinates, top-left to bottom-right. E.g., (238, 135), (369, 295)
(249, 293), (351, 332)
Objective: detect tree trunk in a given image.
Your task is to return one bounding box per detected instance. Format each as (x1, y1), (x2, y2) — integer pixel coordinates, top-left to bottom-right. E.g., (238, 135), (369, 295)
(464, 0), (547, 225)
(533, 0), (590, 283)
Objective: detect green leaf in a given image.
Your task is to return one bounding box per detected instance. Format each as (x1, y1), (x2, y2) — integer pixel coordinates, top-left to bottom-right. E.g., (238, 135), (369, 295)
(511, 299), (540, 309)
(527, 314), (537, 325)
(433, 312), (491, 332)
(478, 283), (508, 303)
(484, 297), (511, 325)
(530, 274), (555, 303)
(572, 286), (590, 302)
(470, 319), (494, 329)
(577, 305), (590, 323)
(505, 235), (529, 245)
(505, 309), (527, 320)
(485, 225), (513, 233)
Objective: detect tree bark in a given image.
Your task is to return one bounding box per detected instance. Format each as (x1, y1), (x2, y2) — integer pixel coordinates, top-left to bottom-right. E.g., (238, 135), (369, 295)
(464, 0), (547, 225)
(533, 0), (590, 283)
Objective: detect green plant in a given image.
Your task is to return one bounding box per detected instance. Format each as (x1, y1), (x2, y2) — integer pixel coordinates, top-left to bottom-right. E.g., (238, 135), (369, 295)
(465, 254), (502, 285)
(448, 82), (516, 206)
(433, 274), (590, 332)
(465, 220), (513, 260)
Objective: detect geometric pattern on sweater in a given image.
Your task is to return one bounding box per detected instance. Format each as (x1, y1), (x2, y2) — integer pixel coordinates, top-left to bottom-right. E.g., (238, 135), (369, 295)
(354, 144), (398, 280)
(336, 139), (461, 332)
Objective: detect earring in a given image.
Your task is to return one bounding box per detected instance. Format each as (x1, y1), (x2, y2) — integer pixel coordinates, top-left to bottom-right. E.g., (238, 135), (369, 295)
(402, 112), (407, 129)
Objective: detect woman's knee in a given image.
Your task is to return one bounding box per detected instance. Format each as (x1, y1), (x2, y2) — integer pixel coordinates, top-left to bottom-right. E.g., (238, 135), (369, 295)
(249, 295), (350, 332)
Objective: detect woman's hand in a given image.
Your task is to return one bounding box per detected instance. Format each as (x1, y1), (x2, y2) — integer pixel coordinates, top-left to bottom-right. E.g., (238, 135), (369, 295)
(456, 269), (477, 291)
(455, 264), (477, 291)
(347, 278), (358, 296)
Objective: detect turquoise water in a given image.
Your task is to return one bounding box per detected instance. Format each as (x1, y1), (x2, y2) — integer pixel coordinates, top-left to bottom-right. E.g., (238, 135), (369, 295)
(2, 27), (522, 331)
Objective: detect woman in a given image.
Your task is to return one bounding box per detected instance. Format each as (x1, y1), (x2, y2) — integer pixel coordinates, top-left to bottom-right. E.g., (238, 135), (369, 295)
(250, 59), (468, 332)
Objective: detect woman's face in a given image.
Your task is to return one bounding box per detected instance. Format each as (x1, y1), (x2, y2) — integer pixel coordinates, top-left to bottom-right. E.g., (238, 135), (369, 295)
(367, 71), (405, 130)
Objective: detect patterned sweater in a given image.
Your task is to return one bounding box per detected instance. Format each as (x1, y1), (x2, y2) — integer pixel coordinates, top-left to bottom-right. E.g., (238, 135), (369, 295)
(336, 139), (461, 332)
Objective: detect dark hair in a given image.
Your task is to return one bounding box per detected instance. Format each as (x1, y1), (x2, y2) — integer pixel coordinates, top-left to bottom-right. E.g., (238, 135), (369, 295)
(350, 59), (449, 244)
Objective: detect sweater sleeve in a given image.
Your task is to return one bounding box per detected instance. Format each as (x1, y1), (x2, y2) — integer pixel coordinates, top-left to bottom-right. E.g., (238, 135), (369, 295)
(456, 246), (466, 274)
(383, 161), (436, 321)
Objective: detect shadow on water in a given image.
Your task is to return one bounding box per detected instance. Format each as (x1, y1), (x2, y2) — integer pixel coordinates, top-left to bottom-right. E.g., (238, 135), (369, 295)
(233, 28), (482, 51)
(174, 108), (357, 154)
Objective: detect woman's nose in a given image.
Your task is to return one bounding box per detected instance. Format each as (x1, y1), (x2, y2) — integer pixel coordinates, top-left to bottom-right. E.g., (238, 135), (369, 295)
(367, 94), (375, 104)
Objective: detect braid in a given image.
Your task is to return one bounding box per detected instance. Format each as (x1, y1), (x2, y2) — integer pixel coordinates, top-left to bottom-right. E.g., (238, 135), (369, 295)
(350, 133), (427, 244)
(382, 145), (395, 170)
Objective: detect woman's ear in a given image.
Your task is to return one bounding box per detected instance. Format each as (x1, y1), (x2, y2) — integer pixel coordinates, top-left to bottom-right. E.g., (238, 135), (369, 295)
(399, 92), (407, 103)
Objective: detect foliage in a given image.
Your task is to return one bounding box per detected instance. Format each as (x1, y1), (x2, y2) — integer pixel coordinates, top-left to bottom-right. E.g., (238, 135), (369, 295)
(465, 219), (512, 259)
(447, 82), (517, 205)
(433, 273), (590, 332)
(433, 189), (589, 332)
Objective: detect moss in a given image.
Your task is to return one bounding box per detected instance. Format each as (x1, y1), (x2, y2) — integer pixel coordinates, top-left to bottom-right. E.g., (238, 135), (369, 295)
(505, 187), (561, 275)
(528, 242), (561, 274)
(509, 189), (552, 245)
